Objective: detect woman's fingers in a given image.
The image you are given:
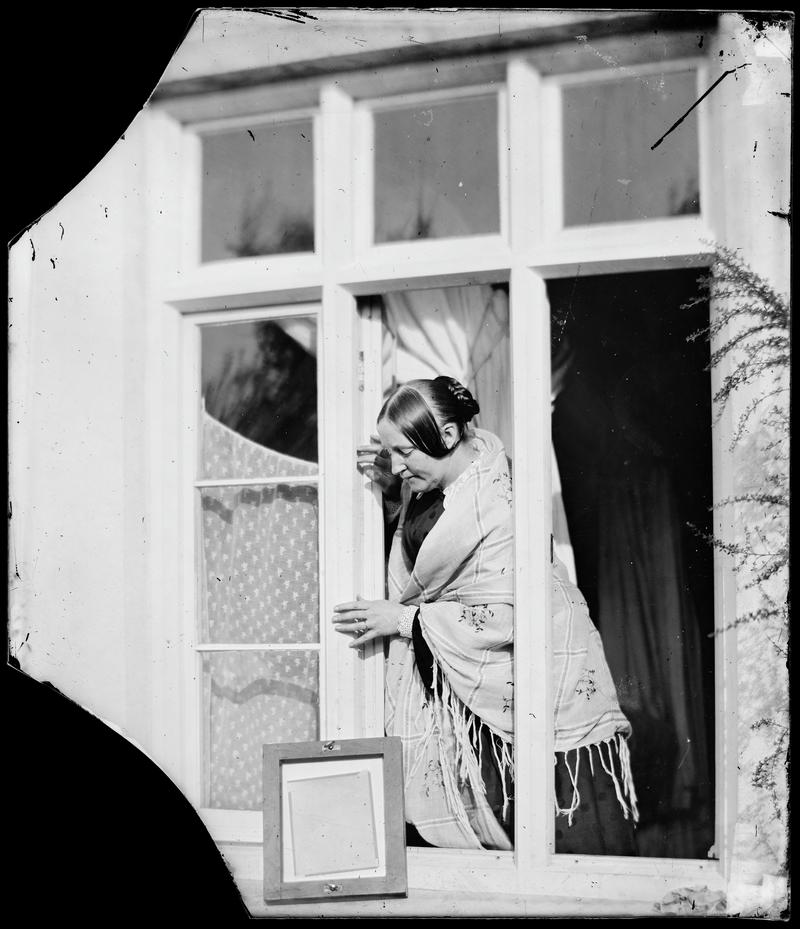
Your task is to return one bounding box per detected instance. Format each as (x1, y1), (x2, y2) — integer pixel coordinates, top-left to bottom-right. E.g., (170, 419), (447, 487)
(333, 600), (369, 613)
(357, 455), (390, 473)
(348, 627), (380, 648)
(356, 456), (392, 484)
(356, 443), (386, 461)
(332, 605), (366, 636)
(333, 622), (363, 636)
(332, 618), (364, 631)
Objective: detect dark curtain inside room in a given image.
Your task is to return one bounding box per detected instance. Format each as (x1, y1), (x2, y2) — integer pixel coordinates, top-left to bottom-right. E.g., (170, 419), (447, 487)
(549, 269), (716, 859)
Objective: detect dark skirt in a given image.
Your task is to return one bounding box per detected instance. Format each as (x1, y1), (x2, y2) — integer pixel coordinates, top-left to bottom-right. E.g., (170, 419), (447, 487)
(408, 737), (638, 855)
(554, 739), (639, 856)
(409, 608), (636, 855)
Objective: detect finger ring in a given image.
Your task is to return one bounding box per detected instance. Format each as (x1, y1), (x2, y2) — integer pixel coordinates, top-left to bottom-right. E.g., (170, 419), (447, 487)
(361, 622), (368, 633)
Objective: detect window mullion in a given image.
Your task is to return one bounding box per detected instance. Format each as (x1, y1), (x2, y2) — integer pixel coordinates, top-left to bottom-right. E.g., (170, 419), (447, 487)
(318, 282), (361, 740)
(181, 316), (204, 806)
(507, 57), (553, 880)
(320, 84), (356, 270)
(509, 266), (553, 879)
(318, 84), (368, 740)
(508, 58), (544, 253)
(356, 299), (389, 737)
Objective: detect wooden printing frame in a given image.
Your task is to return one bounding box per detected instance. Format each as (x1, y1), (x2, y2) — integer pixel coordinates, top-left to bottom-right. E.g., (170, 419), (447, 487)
(263, 736), (407, 902)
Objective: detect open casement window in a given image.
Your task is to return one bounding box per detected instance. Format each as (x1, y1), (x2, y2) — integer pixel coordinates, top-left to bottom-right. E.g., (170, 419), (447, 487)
(154, 31), (735, 903)
(182, 305), (325, 840)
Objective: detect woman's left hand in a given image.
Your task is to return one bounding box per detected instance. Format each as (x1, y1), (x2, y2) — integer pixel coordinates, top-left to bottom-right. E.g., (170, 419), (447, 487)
(332, 596), (404, 648)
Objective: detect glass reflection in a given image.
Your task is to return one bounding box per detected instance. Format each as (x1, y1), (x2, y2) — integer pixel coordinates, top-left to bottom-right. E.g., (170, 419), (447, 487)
(201, 120), (314, 261)
(562, 71), (700, 225)
(201, 317), (318, 471)
(374, 95), (500, 243)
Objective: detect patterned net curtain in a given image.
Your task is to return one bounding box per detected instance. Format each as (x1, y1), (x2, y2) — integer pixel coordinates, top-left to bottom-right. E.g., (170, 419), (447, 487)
(201, 399), (320, 807)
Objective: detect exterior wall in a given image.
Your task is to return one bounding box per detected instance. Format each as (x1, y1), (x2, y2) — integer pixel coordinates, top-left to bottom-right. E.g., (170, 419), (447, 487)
(9, 114), (154, 749)
(707, 14), (791, 908)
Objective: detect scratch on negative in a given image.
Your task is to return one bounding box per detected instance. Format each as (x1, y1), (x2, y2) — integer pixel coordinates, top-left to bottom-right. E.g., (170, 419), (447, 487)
(575, 35), (655, 89)
(651, 64), (751, 151)
(767, 210), (790, 224)
(250, 9), (318, 23)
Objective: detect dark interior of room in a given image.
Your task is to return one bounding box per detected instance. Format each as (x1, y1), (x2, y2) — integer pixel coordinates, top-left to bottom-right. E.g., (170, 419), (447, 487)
(549, 268), (716, 859)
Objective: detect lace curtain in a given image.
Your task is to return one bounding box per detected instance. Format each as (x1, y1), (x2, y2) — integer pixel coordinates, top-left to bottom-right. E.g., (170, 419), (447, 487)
(201, 412), (320, 810)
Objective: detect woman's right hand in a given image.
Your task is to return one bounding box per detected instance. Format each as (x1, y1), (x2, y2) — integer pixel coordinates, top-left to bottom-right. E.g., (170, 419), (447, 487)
(356, 434), (401, 500)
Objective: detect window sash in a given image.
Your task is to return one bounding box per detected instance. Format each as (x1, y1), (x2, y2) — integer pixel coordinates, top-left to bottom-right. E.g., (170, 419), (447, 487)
(159, 49), (735, 895)
(178, 109), (323, 273)
(183, 303), (326, 814)
(541, 61), (711, 250)
(352, 84), (509, 255)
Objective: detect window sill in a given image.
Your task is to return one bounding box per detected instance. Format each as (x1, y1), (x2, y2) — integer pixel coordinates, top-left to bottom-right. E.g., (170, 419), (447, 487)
(218, 842), (727, 916)
(238, 879), (660, 918)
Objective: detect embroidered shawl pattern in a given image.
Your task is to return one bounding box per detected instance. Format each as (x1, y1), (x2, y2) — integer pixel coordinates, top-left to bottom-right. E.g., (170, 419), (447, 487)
(384, 429), (638, 849)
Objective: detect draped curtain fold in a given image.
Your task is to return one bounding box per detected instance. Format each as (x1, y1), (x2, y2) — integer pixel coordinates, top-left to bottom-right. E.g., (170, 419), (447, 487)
(595, 464), (711, 857)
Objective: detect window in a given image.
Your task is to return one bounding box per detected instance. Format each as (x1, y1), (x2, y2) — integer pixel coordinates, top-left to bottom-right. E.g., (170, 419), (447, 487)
(561, 70), (701, 225)
(184, 306), (326, 833)
(154, 38), (731, 900)
(353, 85), (508, 262)
(200, 119), (315, 261)
(549, 269), (715, 860)
(373, 94), (501, 243)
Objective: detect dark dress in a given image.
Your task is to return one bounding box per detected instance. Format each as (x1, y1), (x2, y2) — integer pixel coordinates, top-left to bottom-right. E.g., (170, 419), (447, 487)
(396, 488), (637, 856)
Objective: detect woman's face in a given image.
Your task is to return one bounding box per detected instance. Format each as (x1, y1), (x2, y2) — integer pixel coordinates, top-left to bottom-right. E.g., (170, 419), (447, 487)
(377, 417), (449, 494)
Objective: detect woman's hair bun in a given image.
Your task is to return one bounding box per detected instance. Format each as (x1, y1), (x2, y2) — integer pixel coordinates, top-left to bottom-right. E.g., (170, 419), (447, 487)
(435, 376), (480, 419)
(378, 376), (479, 457)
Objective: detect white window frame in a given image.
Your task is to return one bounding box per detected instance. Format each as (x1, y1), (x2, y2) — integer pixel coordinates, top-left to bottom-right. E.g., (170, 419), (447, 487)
(180, 302), (326, 841)
(539, 57), (711, 267)
(352, 83), (510, 260)
(149, 41), (736, 904)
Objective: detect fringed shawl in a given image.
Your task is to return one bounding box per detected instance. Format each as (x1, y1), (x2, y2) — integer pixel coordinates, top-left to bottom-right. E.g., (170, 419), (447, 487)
(384, 429), (637, 849)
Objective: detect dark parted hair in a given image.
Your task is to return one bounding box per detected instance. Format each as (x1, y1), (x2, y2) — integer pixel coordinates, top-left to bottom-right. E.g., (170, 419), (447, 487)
(378, 377), (480, 458)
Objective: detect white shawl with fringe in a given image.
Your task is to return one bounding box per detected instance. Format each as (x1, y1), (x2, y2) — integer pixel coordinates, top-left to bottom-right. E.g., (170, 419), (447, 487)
(384, 428), (637, 849)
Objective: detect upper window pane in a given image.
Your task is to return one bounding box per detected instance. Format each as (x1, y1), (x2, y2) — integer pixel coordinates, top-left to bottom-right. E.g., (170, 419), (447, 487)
(562, 70), (700, 226)
(200, 120), (314, 261)
(201, 317), (318, 474)
(373, 95), (500, 243)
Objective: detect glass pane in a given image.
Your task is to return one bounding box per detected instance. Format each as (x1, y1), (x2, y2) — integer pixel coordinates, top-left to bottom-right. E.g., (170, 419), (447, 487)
(200, 484), (319, 645)
(374, 95), (500, 243)
(204, 650), (319, 810)
(201, 317), (318, 475)
(562, 71), (700, 225)
(201, 120), (314, 261)
(549, 269), (714, 858)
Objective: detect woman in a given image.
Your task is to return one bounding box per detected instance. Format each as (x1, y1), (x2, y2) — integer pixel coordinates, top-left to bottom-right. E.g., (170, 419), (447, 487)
(333, 377), (638, 853)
